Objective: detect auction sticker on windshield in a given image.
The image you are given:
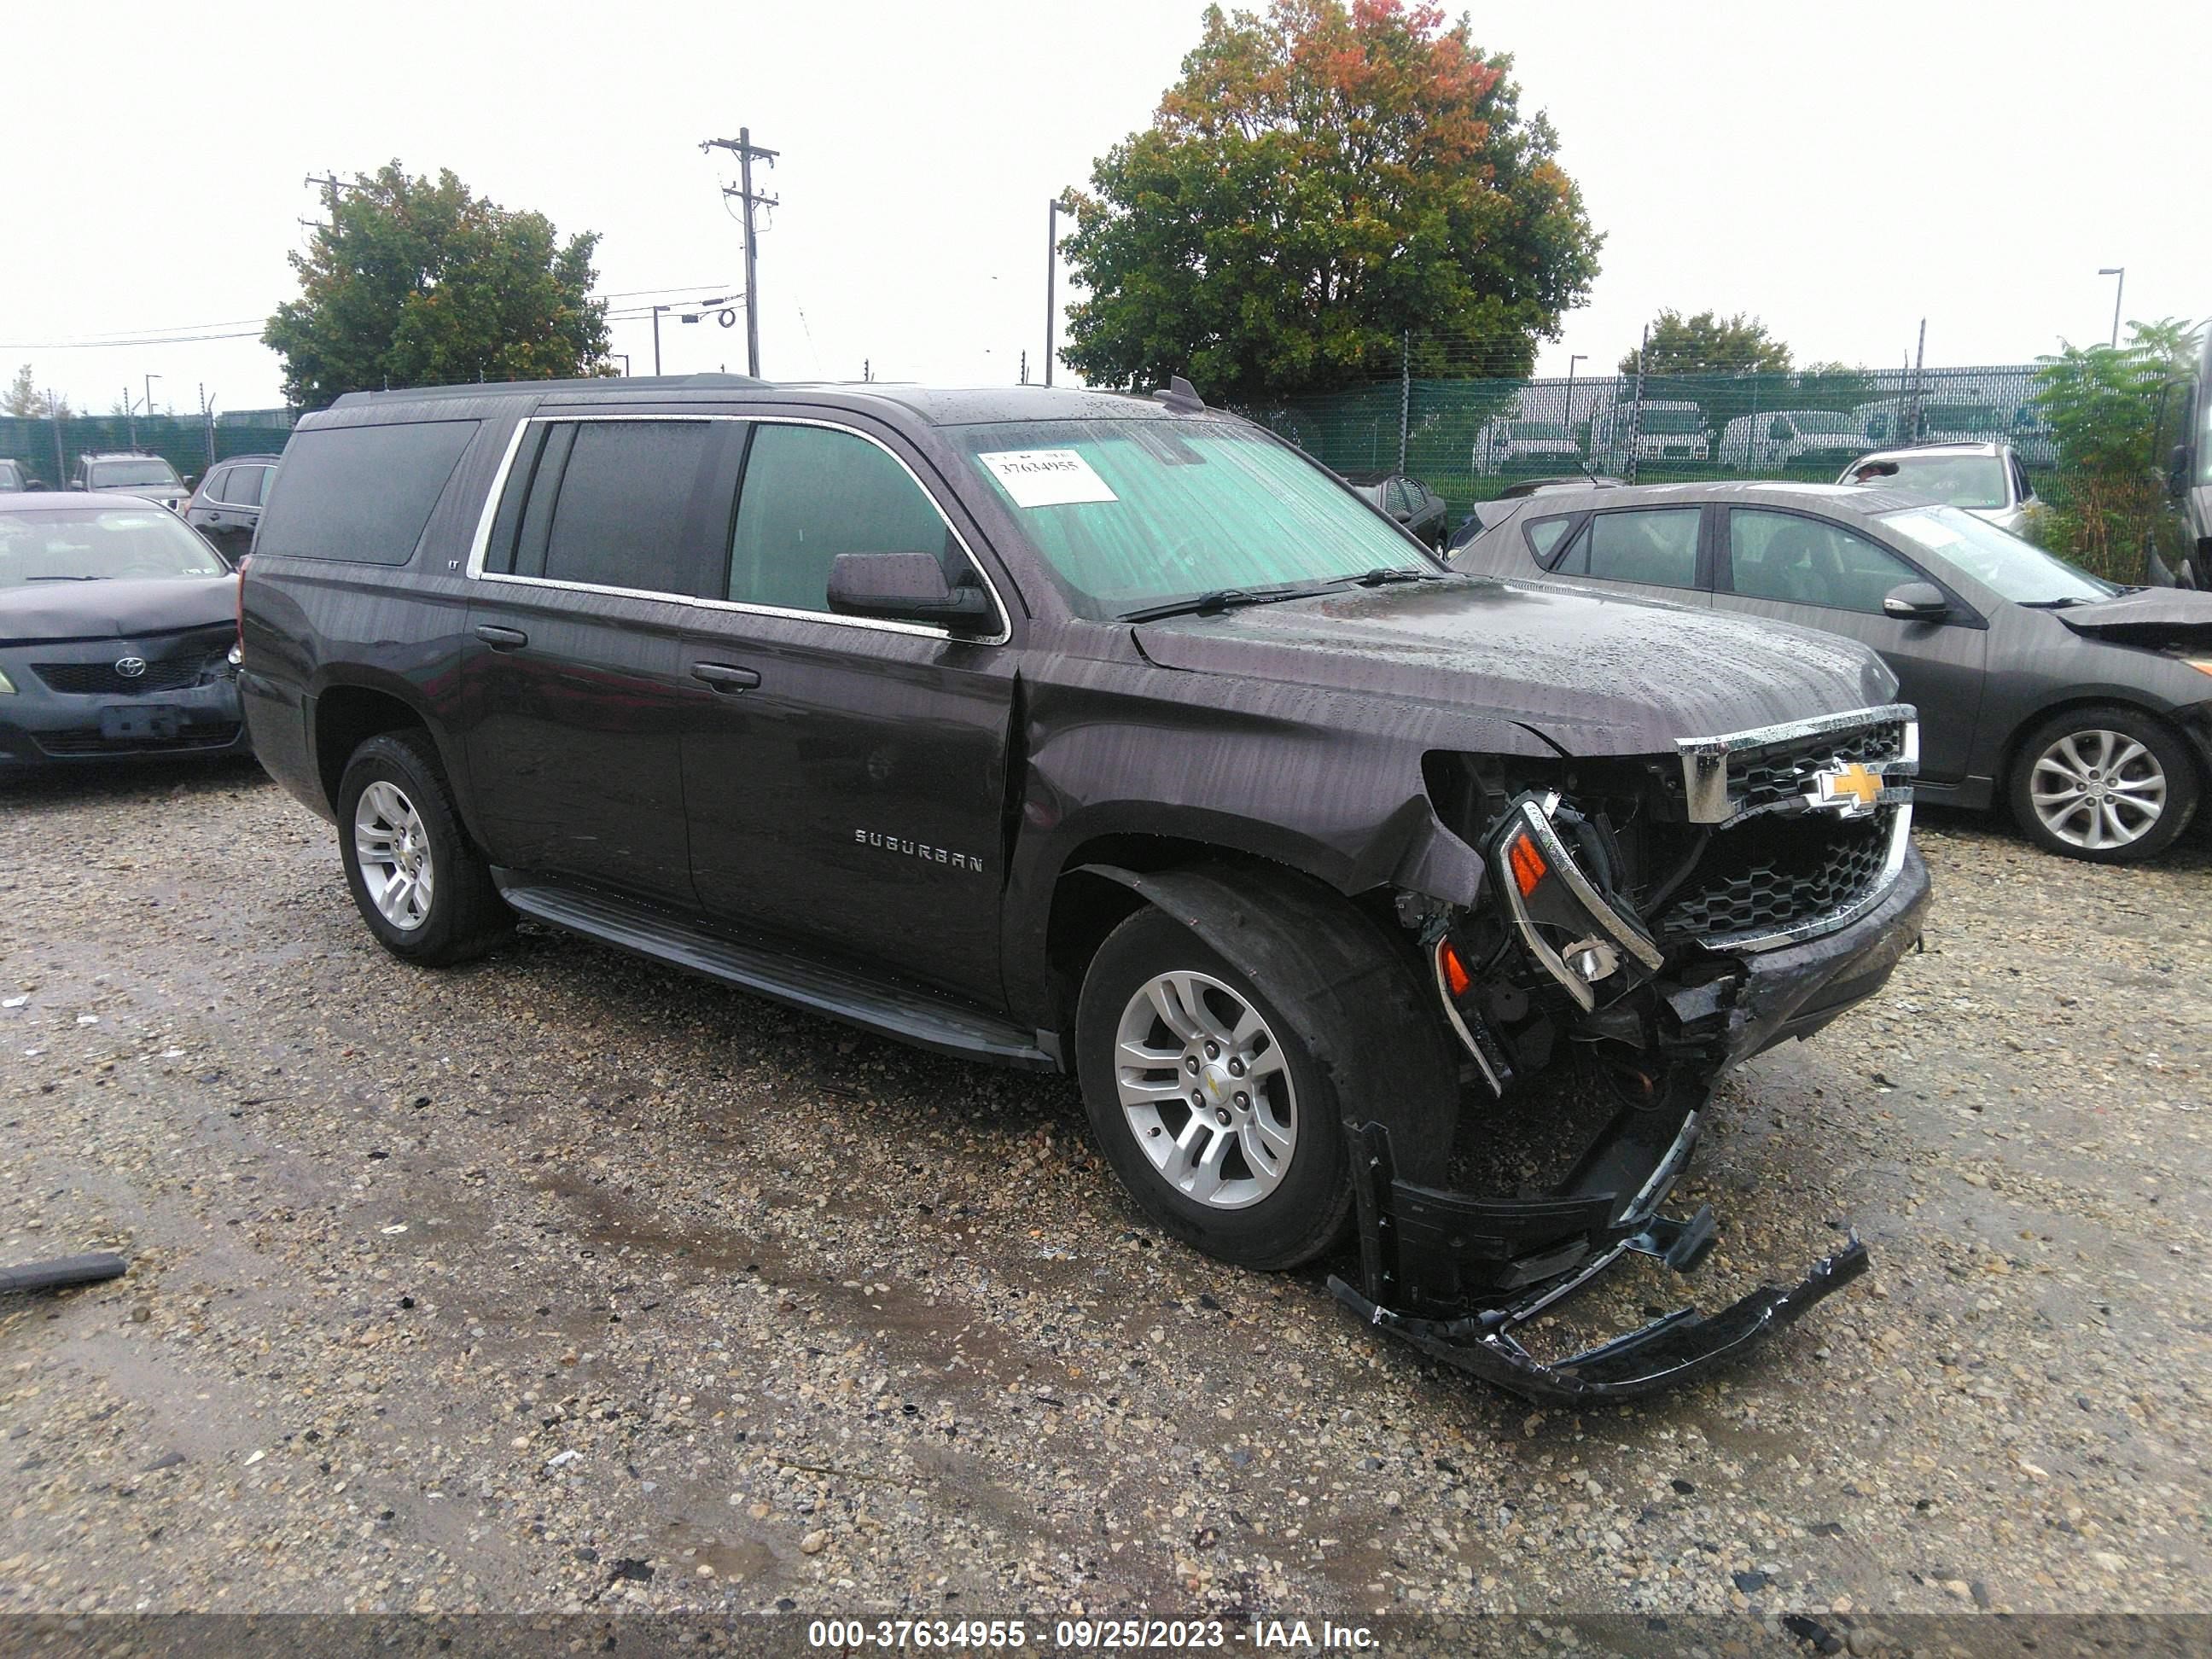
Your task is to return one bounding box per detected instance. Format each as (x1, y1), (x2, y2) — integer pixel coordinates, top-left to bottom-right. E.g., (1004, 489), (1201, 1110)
(977, 449), (1119, 508)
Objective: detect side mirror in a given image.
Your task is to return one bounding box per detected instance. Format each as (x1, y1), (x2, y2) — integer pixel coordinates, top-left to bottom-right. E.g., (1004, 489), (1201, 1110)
(1389, 506), (1412, 523)
(1883, 580), (1950, 621)
(826, 551), (994, 632)
(67, 480), (85, 491)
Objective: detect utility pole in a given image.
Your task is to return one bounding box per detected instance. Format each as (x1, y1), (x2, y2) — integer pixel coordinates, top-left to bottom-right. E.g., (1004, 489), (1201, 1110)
(1910, 318), (1927, 442)
(1044, 197), (1074, 387)
(701, 131), (779, 377)
(49, 390), (65, 485)
(302, 172), (352, 230)
(199, 384), (215, 469)
(1564, 353), (1586, 462)
(1398, 330), (1411, 473)
(124, 385), (136, 451)
(1627, 325), (1649, 485)
(650, 305), (667, 375)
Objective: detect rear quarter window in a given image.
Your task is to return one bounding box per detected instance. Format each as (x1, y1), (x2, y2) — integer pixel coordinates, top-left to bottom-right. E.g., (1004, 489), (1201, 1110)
(255, 420), (479, 565)
(1522, 515), (1575, 567)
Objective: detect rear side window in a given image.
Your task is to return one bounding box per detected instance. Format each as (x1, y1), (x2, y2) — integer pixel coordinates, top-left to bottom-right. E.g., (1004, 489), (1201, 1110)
(1522, 515), (1575, 567)
(1555, 506), (1701, 588)
(537, 420), (716, 595)
(725, 423), (953, 614)
(214, 465), (264, 505)
(256, 421), (478, 565)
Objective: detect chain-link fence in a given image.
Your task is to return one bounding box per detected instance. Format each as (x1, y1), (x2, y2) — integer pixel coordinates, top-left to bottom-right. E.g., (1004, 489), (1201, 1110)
(1248, 363), (2052, 521)
(0, 409), (296, 492)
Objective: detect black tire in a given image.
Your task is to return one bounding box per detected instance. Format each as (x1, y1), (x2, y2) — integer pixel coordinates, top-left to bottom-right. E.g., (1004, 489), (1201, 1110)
(336, 730), (511, 964)
(1074, 906), (1353, 1270)
(2008, 705), (2200, 864)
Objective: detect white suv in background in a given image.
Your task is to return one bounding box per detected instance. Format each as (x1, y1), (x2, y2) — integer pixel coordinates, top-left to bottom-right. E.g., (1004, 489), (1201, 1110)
(1837, 440), (2042, 536)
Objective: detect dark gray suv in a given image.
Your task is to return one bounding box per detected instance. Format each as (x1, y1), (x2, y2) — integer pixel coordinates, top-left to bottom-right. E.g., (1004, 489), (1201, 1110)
(183, 453), (281, 561)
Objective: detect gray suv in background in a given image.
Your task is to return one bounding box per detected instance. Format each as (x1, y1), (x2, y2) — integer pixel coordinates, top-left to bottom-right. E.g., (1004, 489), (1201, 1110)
(183, 452), (281, 561)
(1839, 440), (2041, 537)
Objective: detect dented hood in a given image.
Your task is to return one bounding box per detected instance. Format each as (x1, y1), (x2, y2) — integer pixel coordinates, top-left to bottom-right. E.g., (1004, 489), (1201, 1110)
(0, 575), (238, 645)
(2050, 587), (2212, 649)
(1132, 577), (1897, 753)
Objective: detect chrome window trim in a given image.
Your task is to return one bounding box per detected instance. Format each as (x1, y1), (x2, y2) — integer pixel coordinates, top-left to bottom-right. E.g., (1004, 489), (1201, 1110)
(462, 411), (1012, 646)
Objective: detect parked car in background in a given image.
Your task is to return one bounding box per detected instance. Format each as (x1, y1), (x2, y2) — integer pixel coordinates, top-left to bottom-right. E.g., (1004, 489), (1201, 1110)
(237, 373), (1928, 1398)
(0, 459), (35, 492)
(1589, 399), (1709, 469)
(1716, 409), (1870, 472)
(183, 452), (282, 561)
(0, 493), (248, 768)
(69, 451), (193, 515)
(1452, 480), (2212, 862)
(1447, 474), (1622, 551)
(1839, 441), (2041, 536)
(1472, 416), (1580, 476)
(1340, 469), (1448, 547)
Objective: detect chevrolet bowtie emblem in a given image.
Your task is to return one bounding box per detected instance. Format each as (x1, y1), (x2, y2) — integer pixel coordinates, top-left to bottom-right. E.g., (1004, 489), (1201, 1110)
(1812, 761), (1884, 817)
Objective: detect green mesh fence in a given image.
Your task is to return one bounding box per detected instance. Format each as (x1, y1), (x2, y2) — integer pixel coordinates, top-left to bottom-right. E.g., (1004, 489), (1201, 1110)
(1249, 364), (2053, 523)
(0, 409), (295, 492)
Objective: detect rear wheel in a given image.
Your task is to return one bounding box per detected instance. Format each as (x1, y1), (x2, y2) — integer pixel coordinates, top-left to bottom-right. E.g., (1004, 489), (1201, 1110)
(337, 731), (511, 963)
(1075, 907), (1352, 1270)
(2009, 706), (2198, 863)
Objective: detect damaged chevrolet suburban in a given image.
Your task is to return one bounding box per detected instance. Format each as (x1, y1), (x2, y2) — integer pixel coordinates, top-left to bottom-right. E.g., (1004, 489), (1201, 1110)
(241, 375), (1930, 1400)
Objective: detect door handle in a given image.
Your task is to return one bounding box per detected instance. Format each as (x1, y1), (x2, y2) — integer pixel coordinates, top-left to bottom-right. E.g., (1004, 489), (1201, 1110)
(474, 624), (528, 649)
(691, 661), (761, 691)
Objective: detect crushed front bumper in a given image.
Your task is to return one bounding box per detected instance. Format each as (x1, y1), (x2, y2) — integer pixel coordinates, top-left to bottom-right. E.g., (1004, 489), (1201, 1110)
(1336, 851), (1928, 1402)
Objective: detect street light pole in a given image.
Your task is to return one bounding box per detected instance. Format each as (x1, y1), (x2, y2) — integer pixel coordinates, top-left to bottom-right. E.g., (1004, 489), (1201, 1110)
(1045, 198), (1072, 387)
(144, 372), (161, 424)
(651, 306), (667, 375)
(2098, 266), (2125, 349)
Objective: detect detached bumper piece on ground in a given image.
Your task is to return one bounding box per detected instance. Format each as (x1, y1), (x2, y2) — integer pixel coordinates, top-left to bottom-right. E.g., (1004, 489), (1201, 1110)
(1330, 1107), (1870, 1400)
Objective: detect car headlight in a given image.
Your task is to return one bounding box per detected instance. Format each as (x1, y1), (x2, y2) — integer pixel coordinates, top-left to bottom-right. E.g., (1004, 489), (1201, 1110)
(0, 667), (15, 694)
(227, 642), (243, 667)
(2185, 657), (2212, 679)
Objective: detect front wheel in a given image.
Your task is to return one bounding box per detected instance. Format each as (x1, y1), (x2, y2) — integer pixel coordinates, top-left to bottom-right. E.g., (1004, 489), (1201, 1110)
(2008, 706), (2199, 863)
(337, 731), (511, 963)
(1074, 907), (1352, 1270)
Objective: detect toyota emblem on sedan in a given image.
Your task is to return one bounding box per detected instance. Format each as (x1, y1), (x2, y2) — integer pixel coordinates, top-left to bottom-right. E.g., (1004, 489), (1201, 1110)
(114, 656), (147, 678)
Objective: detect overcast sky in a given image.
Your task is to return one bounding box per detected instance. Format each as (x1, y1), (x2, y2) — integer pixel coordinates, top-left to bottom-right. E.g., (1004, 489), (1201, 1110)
(3, 0), (2199, 416)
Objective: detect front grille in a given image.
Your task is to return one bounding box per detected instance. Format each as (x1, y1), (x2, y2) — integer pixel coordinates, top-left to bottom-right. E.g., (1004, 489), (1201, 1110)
(33, 657), (217, 695)
(1662, 812), (1894, 938)
(1731, 719), (1910, 816)
(33, 723), (242, 758)
(1659, 707), (1914, 946)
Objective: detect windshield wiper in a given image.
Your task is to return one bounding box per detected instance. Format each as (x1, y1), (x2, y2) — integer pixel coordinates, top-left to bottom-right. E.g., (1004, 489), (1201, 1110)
(24, 574), (102, 582)
(1337, 567), (1445, 587)
(1121, 585), (1324, 623)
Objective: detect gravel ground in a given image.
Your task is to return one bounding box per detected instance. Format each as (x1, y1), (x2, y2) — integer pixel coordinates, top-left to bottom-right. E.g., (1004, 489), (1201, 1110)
(0, 759), (2204, 1631)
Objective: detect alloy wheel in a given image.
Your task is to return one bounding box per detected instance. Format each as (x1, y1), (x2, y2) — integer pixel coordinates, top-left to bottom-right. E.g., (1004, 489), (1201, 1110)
(1112, 970), (1297, 1210)
(353, 780), (436, 930)
(2029, 728), (2166, 852)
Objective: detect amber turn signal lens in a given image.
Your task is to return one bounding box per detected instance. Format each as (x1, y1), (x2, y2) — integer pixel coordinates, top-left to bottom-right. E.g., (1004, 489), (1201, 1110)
(1508, 833), (1547, 898)
(1439, 940), (1472, 998)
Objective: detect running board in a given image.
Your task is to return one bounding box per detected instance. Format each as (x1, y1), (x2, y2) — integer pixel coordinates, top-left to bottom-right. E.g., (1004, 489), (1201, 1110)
(492, 876), (1057, 1071)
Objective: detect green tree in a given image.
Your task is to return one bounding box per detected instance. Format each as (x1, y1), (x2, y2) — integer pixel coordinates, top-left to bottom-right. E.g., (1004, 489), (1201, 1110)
(2028, 317), (2202, 579)
(1618, 310), (1792, 379)
(1059, 0), (1601, 403)
(265, 163), (611, 410)
(3, 364), (71, 419)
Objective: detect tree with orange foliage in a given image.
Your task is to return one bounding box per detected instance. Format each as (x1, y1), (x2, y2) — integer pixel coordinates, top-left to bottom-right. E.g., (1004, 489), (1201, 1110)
(1060, 0), (1599, 403)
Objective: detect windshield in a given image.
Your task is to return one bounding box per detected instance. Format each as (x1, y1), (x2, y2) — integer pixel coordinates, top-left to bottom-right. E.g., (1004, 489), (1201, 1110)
(0, 462), (24, 491)
(1511, 422), (1567, 439)
(1881, 506), (2116, 605)
(87, 459), (183, 490)
(1864, 453), (2007, 510)
(1791, 410), (1861, 434)
(956, 417), (1434, 619)
(1639, 407), (1705, 434)
(0, 507), (229, 585)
